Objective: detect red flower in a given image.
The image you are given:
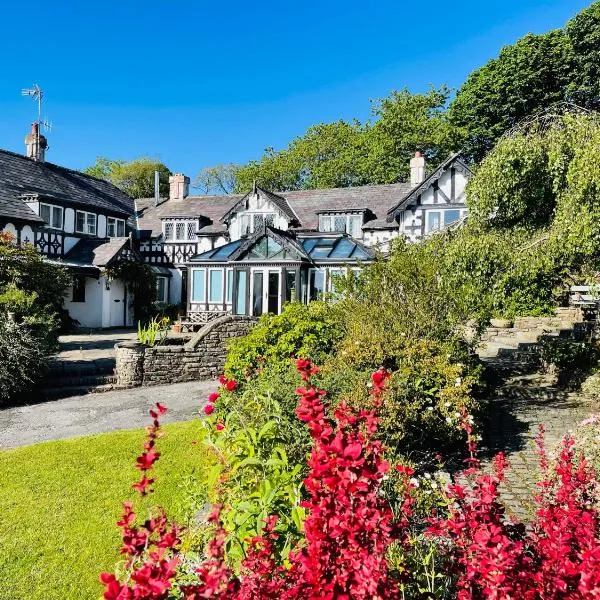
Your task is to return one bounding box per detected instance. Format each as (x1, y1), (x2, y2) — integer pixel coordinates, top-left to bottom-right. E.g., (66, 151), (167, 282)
(215, 421), (225, 431)
(131, 475), (154, 495)
(204, 404), (215, 415)
(208, 392), (220, 403)
(155, 402), (168, 415)
(218, 375), (227, 385)
(225, 379), (237, 392)
(135, 449), (160, 471)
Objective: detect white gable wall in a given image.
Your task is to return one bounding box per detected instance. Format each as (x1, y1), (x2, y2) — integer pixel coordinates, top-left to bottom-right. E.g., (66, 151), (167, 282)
(229, 192), (291, 241)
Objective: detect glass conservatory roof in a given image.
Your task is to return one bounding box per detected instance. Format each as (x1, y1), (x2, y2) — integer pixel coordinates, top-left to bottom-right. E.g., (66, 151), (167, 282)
(301, 236), (373, 261)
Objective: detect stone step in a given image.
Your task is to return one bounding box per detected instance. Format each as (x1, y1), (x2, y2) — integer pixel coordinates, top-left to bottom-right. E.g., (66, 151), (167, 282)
(43, 374), (117, 388)
(41, 383), (115, 401)
(45, 359), (116, 378)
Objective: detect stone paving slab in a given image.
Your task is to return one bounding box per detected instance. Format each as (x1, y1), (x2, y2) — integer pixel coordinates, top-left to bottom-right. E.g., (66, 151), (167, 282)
(0, 380), (216, 450)
(50, 328), (138, 364)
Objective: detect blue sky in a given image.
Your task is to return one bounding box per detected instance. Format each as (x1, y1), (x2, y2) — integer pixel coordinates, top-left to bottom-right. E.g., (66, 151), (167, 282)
(0, 0), (591, 190)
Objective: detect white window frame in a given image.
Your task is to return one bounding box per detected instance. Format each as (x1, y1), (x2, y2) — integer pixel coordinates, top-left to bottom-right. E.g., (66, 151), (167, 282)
(39, 203), (63, 230)
(163, 219), (197, 242)
(318, 213), (363, 238)
(107, 217), (126, 238)
(425, 208), (465, 234)
(226, 268), (234, 305)
(75, 210), (97, 235)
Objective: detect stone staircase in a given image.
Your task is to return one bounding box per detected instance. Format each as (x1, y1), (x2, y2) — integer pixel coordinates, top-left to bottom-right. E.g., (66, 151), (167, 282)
(41, 357), (117, 400)
(476, 309), (600, 517)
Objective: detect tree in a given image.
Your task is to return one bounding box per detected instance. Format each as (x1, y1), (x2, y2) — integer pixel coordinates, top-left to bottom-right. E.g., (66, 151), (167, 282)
(84, 157), (171, 198)
(195, 163), (239, 195)
(231, 88), (461, 193)
(450, 1), (600, 161)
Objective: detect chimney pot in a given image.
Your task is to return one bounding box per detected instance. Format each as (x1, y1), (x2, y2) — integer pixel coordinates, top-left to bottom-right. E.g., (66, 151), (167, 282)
(410, 151), (426, 186)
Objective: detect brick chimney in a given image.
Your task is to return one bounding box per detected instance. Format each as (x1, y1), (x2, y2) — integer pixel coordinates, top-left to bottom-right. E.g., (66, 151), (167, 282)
(410, 151), (426, 186)
(169, 173), (190, 201)
(24, 122), (48, 162)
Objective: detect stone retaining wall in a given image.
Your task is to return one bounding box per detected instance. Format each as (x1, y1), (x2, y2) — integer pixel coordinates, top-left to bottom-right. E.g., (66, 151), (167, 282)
(115, 315), (256, 387)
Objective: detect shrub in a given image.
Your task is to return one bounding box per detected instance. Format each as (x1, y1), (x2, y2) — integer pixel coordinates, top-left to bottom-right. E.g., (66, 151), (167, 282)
(0, 318), (46, 405)
(224, 301), (344, 380)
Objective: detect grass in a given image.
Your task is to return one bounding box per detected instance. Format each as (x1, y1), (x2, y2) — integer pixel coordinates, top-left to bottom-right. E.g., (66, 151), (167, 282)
(0, 420), (213, 600)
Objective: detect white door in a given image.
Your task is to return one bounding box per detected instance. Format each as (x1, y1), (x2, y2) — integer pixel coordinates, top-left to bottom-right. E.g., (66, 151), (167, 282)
(109, 280), (126, 327)
(250, 268), (280, 316)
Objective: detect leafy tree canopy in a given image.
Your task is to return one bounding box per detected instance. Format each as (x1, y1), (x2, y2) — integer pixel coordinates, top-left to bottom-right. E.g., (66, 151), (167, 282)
(84, 157), (171, 199)
(450, 1), (600, 160)
(230, 87), (461, 193)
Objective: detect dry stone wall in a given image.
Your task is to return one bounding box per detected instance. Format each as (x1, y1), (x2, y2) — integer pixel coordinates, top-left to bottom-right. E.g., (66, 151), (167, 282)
(115, 315), (256, 387)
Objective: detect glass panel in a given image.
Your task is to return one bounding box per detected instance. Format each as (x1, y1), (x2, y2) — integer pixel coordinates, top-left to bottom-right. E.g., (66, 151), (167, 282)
(267, 237), (284, 258)
(107, 218), (116, 237)
(235, 270), (247, 314)
(211, 239), (242, 259)
(226, 270), (233, 304)
(72, 276), (86, 302)
(443, 209), (461, 226)
(240, 214), (251, 237)
(319, 216), (332, 232)
(268, 271), (279, 314)
(248, 238), (268, 259)
(302, 239), (318, 253)
(348, 215), (362, 238)
(76, 211), (85, 232)
(253, 214), (264, 232)
(209, 269), (224, 303)
(86, 213), (96, 235)
(311, 245), (334, 258)
(309, 269), (325, 301)
(252, 271), (263, 316)
(176, 222), (185, 240)
(191, 269), (206, 302)
(52, 207), (63, 229)
(426, 211), (441, 233)
(328, 268), (344, 293)
(156, 277), (167, 302)
(40, 204), (51, 226)
(329, 238), (356, 259)
(286, 270), (297, 302)
(334, 216), (347, 232)
(117, 220), (126, 237)
(266, 214), (275, 227)
(164, 222), (174, 240)
(187, 222), (196, 240)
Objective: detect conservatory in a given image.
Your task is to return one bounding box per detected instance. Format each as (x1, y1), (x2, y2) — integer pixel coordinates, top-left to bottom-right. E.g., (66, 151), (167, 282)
(185, 226), (374, 319)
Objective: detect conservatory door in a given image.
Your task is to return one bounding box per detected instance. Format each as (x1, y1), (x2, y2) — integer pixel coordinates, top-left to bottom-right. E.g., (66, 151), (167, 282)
(250, 268), (281, 316)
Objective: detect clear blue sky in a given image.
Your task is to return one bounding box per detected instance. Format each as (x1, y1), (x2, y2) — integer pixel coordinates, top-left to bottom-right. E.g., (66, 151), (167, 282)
(0, 0), (591, 190)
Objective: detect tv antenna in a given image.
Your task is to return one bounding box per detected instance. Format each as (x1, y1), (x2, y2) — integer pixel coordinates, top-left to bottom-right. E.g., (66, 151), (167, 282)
(21, 84), (51, 132)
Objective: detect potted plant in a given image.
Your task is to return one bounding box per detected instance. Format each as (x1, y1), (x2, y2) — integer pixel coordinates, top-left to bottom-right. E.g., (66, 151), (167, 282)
(171, 320), (182, 334)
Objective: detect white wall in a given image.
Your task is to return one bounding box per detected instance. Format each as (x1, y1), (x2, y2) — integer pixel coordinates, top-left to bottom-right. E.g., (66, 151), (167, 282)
(64, 208), (75, 233)
(64, 277), (104, 328)
(98, 215), (107, 238)
(229, 191), (290, 241)
(21, 225), (34, 244)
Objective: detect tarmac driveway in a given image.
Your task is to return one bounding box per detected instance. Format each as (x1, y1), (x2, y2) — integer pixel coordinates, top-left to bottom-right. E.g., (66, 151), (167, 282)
(0, 380), (216, 450)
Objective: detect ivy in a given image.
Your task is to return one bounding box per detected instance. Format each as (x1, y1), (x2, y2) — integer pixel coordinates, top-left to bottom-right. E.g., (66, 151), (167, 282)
(106, 260), (157, 324)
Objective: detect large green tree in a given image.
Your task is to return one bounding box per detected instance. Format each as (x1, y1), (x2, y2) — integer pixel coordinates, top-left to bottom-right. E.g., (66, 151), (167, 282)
(450, 1), (600, 161)
(84, 157), (171, 198)
(231, 87), (461, 193)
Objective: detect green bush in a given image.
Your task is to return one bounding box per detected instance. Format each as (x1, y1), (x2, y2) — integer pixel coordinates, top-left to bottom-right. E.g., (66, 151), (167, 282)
(224, 301), (344, 380)
(0, 319), (46, 405)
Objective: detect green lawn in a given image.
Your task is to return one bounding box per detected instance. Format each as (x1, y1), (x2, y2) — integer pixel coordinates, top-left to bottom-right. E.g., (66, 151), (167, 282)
(0, 421), (211, 600)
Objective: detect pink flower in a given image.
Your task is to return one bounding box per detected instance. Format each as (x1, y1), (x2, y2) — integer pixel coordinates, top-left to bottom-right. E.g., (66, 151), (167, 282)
(203, 404), (215, 415)
(215, 422), (225, 431)
(207, 392), (220, 403)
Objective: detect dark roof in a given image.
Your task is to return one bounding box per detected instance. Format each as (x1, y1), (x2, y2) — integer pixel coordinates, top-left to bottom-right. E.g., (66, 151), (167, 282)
(136, 195), (241, 237)
(362, 218), (398, 230)
(0, 149), (134, 223)
(62, 237), (130, 267)
(386, 153), (473, 221)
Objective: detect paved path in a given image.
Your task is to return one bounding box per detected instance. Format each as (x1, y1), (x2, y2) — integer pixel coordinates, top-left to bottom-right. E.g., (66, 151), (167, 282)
(51, 329), (139, 363)
(0, 380), (215, 450)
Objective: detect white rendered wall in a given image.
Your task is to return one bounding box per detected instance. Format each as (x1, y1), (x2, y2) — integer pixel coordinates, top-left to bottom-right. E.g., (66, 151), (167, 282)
(98, 215), (107, 238)
(2, 223), (17, 240)
(21, 225), (34, 244)
(64, 277), (104, 328)
(64, 208), (75, 233)
(229, 191), (291, 241)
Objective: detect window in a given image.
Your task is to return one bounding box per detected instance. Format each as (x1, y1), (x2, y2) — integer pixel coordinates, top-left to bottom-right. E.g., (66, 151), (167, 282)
(208, 269), (224, 303)
(107, 217), (126, 237)
(40, 203), (63, 229)
(72, 276), (86, 302)
(163, 220), (197, 241)
(75, 211), (96, 235)
(235, 270), (248, 314)
(309, 269), (325, 301)
(156, 277), (168, 303)
(318, 213), (364, 238)
(238, 213), (277, 237)
(328, 268), (345, 293)
(425, 209), (463, 233)
(226, 270), (233, 304)
(191, 269), (206, 302)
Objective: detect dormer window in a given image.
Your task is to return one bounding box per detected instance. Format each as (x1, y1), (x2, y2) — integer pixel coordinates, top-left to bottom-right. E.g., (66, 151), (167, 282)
(318, 213), (363, 238)
(239, 213), (276, 237)
(39, 203), (63, 229)
(163, 219), (197, 241)
(107, 217), (126, 237)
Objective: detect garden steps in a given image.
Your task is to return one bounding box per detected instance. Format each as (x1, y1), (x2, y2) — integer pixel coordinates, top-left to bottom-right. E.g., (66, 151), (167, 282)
(40, 358), (118, 400)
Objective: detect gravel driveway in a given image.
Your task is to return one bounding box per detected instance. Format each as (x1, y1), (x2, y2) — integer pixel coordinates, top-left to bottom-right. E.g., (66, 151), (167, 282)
(0, 380), (216, 450)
